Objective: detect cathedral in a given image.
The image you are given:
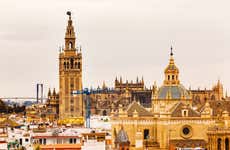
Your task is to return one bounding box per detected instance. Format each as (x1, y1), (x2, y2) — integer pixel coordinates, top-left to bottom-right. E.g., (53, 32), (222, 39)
(111, 48), (229, 150)
(45, 12), (230, 149)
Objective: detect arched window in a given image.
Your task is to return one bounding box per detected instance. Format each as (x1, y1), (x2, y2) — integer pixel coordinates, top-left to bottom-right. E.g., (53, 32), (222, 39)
(64, 62), (66, 69)
(226, 138), (229, 150)
(102, 110), (107, 116)
(172, 75), (175, 80)
(75, 62), (78, 69)
(69, 42), (73, 49)
(144, 129), (149, 139)
(78, 62), (81, 69)
(70, 58), (74, 69)
(168, 75), (170, 80)
(218, 138), (221, 150)
(66, 62), (69, 69)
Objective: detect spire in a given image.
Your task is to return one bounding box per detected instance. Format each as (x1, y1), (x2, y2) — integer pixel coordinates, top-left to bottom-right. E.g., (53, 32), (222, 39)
(102, 81), (106, 89)
(163, 46), (180, 85)
(53, 88), (56, 96)
(48, 88), (51, 97)
(170, 46), (173, 56)
(136, 76), (139, 83)
(120, 76), (122, 83)
(64, 11), (76, 51)
(141, 76), (144, 84)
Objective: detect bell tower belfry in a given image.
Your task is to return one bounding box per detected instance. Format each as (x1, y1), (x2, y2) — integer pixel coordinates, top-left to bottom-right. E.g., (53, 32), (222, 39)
(163, 46), (180, 85)
(59, 11), (83, 119)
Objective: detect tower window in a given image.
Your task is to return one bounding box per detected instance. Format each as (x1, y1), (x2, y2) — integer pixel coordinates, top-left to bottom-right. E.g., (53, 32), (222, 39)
(172, 75), (174, 80)
(70, 58), (74, 69)
(78, 62), (81, 69)
(66, 62), (69, 69)
(69, 42), (73, 49)
(168, 75), (170, 80)
(64, 62), (66, 69)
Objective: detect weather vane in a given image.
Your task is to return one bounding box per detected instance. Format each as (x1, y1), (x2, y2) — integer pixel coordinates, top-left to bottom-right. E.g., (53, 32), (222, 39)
(67, 11), (71, 16)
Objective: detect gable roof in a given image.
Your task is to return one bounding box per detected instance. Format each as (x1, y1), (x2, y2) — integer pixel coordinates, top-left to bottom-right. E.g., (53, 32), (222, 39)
(126, 101), (153, 117)
(171, 102), (200, 117)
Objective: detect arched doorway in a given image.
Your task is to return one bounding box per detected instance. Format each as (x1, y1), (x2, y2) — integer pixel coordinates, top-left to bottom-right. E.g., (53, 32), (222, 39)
(102, 110), (107, 116)
(218, 138), (221, 150)
(225, 138), (229, 150)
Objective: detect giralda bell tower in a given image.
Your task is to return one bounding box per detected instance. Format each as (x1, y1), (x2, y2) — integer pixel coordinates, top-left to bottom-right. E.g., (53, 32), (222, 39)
(59, 11), (83, 119)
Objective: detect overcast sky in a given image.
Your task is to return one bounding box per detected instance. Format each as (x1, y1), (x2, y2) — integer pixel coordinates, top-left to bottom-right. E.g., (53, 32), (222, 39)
(0, 0), (229, 97)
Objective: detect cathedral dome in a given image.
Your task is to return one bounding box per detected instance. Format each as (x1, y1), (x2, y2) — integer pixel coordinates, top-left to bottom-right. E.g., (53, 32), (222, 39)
(157, 84), (191, 100)
(164, 59), (179, 74)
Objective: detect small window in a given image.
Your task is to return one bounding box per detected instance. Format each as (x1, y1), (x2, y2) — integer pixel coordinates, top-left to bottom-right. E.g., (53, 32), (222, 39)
(39, 139), (42, 144)
(168, 75), (170, 80)
(66, 62), (69, 69)
(69, 42), (73, 49)
(43, 139), (46, 145)
(64, 62), (66, 69)
(69, 138), (73, 144)
(172, 75), (174, 80)
(25, 138), (29, 142)
(78, 62), (81, 69)
(182, 110), (188, 117)
(70, 58), (74, 69)
(144, 129), (149, 139)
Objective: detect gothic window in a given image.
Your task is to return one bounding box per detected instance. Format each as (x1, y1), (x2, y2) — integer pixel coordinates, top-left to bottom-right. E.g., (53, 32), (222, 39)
(172, 75), (175, 80)
(218, 138), (221, 150)
(70, 58), (74, 69)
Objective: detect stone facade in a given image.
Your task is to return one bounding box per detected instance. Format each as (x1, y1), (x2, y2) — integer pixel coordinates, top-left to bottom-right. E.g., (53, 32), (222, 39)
(58, 12), (83, 119)
(111, 49), (229, 150)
